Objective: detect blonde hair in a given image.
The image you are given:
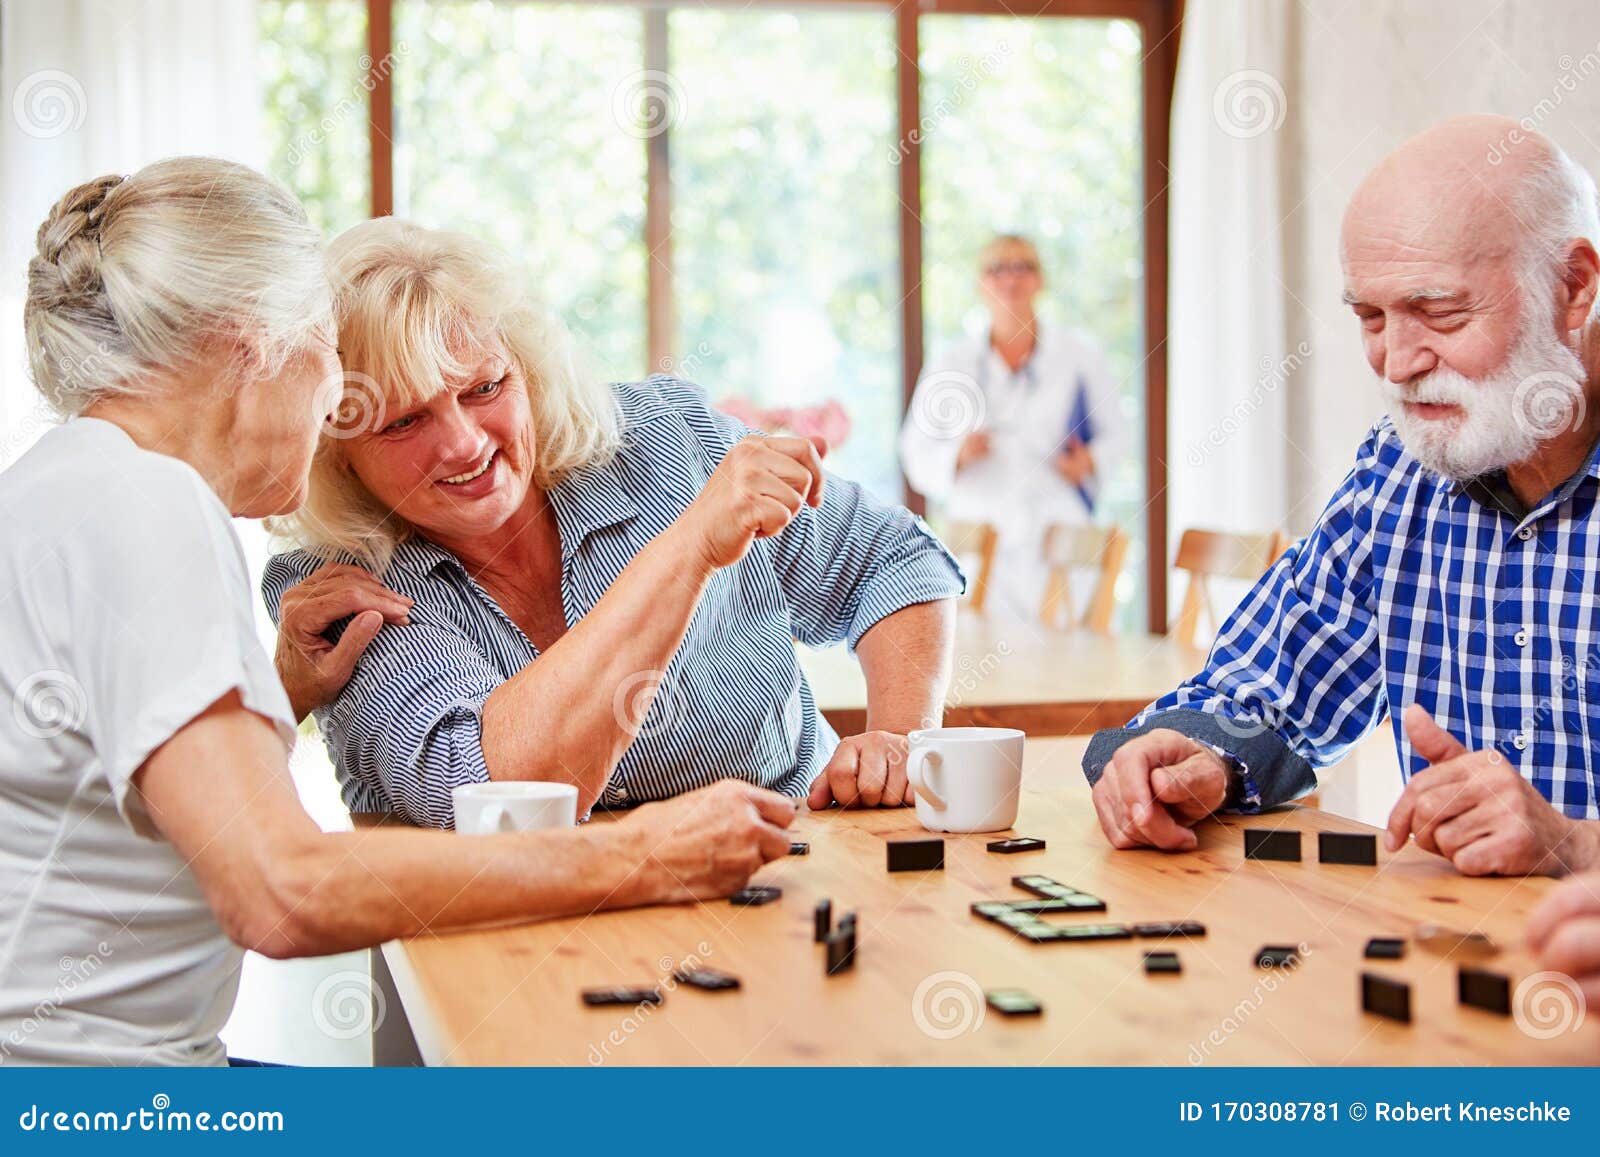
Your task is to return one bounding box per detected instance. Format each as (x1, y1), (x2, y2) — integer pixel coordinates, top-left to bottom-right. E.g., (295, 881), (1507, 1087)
(978, 233), (1043, 276)
(272, 217), (621, 573)
(24, 156), (330, 415)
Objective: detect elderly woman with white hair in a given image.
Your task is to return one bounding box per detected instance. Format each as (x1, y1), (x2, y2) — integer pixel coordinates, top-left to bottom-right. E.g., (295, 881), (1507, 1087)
(0, 158), (798, 1066)
(264, 218), (964, 829)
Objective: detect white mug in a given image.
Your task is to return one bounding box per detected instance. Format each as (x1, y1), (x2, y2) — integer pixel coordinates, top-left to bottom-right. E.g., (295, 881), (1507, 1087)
(907, 727), (1025, 833)
(452, 781), (578, 834)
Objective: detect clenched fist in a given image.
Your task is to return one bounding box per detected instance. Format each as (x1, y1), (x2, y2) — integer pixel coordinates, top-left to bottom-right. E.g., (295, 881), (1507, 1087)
(1091, 729), (1232, 851)
(674, 435), (827, 571)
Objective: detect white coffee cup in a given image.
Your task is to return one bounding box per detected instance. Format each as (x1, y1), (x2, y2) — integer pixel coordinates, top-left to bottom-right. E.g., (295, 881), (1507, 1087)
(452, 781), (578, 834)
(907, 726), (1025, 833)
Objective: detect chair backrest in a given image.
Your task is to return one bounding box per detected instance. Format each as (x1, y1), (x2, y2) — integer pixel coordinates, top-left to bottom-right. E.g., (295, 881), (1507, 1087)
(1038, 524), (1129, 635)
(1171, 527), (1291, 647)
(940, 519), (1000, 614)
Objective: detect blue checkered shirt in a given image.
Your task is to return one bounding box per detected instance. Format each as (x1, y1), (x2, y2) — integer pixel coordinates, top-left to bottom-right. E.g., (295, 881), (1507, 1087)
(1085, 416), (1600, 819)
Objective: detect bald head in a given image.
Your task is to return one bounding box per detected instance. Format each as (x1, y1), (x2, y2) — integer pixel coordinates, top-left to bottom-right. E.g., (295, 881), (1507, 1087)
(1343, 116), (1574, 288)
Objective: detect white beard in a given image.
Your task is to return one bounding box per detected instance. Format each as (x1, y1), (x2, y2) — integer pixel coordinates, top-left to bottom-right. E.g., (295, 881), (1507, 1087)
(1381, 313), (1588, 482)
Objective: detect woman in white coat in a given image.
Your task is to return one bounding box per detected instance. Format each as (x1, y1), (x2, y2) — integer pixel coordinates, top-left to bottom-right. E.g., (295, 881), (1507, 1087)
(900, 234), (1127, 621)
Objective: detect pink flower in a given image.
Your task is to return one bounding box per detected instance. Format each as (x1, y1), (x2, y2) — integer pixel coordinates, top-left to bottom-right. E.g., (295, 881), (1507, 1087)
(786, 399), (851, 450)
(715, 395), (851, 450)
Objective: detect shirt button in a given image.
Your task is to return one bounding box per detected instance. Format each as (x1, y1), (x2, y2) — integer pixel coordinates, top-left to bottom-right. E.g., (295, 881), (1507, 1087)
(1517, 526), (1534, 540)
(1514, 629), (1529, 647)
(1512, 733), (1529, 751)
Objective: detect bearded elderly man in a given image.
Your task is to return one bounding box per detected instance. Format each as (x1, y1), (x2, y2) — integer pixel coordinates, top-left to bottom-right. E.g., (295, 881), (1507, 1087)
(1085, 115), (1600, 878)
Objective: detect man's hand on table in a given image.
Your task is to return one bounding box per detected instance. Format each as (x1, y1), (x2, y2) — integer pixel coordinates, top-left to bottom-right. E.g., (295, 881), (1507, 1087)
(1528, 873), (1600, 1012)
(1091, 728), (1232, 851)
(807, 731), (914, 809)
(619, 779), (797, 902)
(1385, 705), (1600, 877)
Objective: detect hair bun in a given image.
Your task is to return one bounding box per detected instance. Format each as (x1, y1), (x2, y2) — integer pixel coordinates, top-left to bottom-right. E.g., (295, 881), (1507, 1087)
(31, 173), (126, 300)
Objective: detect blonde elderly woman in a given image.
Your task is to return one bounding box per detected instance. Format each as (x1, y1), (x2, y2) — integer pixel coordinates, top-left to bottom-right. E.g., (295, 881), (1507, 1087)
(0, 158), (796, 1067)
(264, 218), (963, 829)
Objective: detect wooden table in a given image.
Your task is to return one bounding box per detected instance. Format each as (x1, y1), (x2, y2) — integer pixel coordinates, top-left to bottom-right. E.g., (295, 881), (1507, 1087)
(371, 739), (1599, 1066)
(799, 616), (1204, 737)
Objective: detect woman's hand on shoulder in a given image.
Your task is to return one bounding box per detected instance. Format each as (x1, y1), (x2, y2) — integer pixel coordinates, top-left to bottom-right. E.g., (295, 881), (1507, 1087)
(274, 563), (412, 720)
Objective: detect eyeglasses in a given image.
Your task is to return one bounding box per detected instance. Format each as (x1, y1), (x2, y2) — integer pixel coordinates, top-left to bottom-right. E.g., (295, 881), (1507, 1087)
(982, 260), (1040, 278)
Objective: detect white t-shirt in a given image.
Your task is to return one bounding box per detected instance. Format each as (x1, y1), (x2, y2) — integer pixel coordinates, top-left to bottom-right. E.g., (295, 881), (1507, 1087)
(0, 418), (296, 1066)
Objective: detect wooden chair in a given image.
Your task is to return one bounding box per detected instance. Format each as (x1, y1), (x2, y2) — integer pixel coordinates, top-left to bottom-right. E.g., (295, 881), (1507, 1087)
(1038, 524), (1129, 635)
(1171, 528), (1291, 647)
(940, 520), (999, 614)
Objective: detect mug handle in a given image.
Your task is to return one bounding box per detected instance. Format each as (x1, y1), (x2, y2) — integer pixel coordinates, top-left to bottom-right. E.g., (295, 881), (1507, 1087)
(483, 804), (513, 833)
(907, 748), (946, 810)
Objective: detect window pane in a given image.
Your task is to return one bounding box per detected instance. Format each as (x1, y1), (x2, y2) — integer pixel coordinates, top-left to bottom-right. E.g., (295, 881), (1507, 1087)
(258, 0), (372, 235)
(393, 2), (648, 383)
(668, 8), (900, 501)
(920, 16), (1146, 628)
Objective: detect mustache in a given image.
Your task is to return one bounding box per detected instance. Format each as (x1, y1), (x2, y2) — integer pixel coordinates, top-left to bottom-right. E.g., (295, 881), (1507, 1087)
(1383, 375), (1476, 409)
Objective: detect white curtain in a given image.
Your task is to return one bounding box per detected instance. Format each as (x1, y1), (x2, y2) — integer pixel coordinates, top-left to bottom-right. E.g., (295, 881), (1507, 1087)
(1165, 0), (1295, 549)
(1, 0), (261, 468)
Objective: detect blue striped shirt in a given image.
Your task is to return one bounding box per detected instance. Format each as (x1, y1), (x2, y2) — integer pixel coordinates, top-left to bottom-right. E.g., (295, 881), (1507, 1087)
(1085, 415), (1600, 819)
(262, 377), (965, 827)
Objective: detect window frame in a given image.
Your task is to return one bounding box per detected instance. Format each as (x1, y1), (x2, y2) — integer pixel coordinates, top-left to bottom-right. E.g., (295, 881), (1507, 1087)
(357, 0), (1181, 630)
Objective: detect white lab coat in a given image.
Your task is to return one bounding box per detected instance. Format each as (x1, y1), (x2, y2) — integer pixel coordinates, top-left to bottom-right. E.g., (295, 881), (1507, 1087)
(900, 325), (1127, 621)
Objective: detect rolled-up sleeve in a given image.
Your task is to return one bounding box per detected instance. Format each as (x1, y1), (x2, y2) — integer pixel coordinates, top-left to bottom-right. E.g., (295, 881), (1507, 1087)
(261, 553), (498, 829)
(769, 482), (966, 650)
(1083, 424), (1392, 810)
